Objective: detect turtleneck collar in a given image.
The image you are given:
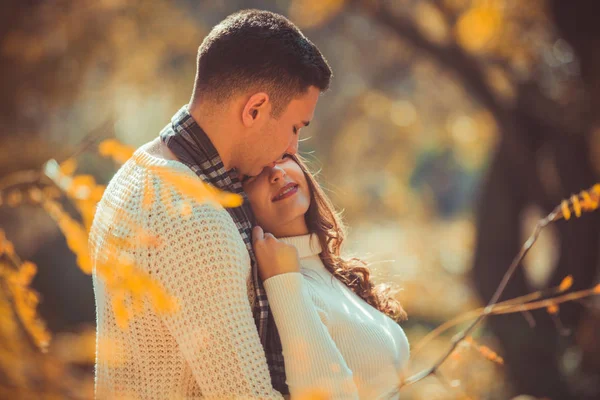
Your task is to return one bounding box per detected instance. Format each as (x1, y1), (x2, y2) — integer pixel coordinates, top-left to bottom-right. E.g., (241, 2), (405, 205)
(278, 233), (322, 259)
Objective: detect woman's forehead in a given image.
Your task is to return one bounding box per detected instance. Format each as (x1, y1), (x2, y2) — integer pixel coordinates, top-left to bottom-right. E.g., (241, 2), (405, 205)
(243, 157), (300, 185)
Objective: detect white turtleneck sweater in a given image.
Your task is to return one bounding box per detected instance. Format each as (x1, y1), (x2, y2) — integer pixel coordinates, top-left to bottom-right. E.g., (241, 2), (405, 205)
(263, 234), (410, 399)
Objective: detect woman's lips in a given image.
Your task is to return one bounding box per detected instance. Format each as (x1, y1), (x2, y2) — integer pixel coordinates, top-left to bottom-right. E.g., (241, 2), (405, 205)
(272, 184), (298, 202)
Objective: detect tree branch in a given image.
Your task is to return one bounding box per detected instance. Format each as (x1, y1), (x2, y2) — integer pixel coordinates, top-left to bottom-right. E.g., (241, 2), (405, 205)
(399, 184), (600, 388)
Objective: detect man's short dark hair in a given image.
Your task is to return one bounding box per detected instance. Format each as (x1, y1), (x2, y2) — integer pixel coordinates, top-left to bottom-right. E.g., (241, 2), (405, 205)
(192, 9), (332, 117)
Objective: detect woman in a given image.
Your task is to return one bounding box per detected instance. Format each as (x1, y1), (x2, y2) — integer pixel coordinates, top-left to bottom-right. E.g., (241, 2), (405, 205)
(242, 154), (410, 399)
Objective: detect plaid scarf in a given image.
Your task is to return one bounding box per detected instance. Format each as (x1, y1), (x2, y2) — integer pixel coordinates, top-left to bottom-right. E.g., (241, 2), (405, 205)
(159, 105), (288, 394)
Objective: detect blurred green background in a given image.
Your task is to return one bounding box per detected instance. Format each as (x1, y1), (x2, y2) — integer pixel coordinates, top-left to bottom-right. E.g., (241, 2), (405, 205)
(1, 1), (600, 399)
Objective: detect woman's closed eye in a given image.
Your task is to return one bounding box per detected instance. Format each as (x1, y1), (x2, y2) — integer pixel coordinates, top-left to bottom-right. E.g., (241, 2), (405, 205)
(278, 154), (292, 163)
(243, 155), (292, 183)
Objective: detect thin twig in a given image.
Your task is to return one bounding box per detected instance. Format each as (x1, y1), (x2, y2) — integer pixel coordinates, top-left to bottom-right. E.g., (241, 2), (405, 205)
(411, 282), (564, 356)
(56, 118), (114, 164)
(400, 186), (598, 387)
(409, 215), (550, 359)
(0, 170), (45, 192)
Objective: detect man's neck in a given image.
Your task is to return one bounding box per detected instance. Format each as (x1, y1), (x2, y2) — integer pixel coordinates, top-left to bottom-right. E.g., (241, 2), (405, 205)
(188, 102), (236, 171)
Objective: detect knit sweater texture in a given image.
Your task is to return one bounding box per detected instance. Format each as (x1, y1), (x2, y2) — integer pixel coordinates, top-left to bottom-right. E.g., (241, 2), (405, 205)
(91, 143), (283, 399)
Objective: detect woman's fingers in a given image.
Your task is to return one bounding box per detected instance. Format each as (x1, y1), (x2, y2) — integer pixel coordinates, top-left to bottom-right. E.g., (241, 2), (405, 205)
(252, 225), (264, 245)
(264, 232), (276, 241)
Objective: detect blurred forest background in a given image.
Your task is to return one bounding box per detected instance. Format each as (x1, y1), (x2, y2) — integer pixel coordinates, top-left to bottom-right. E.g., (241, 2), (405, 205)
(1, 0), (600, 399)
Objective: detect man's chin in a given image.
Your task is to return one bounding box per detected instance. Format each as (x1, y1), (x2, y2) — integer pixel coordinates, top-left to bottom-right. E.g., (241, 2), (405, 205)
(237, 168), (258, 180)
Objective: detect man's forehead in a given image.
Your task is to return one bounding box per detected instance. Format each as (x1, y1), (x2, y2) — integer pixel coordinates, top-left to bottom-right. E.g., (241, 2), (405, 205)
(288, 87), (320, 116)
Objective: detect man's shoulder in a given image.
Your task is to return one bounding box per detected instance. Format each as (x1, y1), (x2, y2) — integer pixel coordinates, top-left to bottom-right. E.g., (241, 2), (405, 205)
(103, 139), (190, 195)
(143, 137), (179, 162)
(98, 138), (243, 237)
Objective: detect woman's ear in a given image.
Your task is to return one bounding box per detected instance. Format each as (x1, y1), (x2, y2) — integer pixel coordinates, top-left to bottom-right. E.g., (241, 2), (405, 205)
(242, 92), (270, 127)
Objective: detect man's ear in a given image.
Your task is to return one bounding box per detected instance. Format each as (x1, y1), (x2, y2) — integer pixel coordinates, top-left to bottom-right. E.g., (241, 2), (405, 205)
(242, 92), (270, 127)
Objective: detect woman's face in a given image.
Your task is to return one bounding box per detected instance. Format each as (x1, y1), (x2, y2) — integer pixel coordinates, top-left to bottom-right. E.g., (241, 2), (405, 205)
(242, 155), (311, 237)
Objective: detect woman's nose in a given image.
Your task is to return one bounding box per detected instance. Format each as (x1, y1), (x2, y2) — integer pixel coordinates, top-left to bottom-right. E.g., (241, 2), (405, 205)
(269, 165), (286, 183)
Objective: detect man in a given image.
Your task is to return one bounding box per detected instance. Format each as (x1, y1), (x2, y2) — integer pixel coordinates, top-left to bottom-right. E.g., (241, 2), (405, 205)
(90, 9), (332, 399)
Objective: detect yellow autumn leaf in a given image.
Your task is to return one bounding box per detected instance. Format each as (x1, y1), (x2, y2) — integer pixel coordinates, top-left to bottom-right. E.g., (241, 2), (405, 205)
(581, 191), (597, 210)
(59, 158), (78, 176)
(28, 187), (43, 203)
(6, 190), (23, 207)
(111, 291), (130, 330)
(478, 345), (504, 365)
(98, 138), (135, 164)
(2, 256), (51, 351)
(561, 199), (571, 220)
(558, 275), (573, 292)
(205, 184), (244, 208)
(571, 194), (582, 217)
(98, 138), (119, 156)
(0, 229), (16, 256)
(581, 184), (600, 210)
(17, 262), (37, 286)
(93, 238), (179, 328)
(559, 183), (600, 221)
(42, 199), (93, 274)
(148, 165), (243, 208)
(455, 5), (502, 53)
(71, 174), (96, 188)
(415, 2), (450, 45)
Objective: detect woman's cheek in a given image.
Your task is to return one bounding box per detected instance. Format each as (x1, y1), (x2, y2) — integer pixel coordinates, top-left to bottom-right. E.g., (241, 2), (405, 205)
(253, 202), (270, 227)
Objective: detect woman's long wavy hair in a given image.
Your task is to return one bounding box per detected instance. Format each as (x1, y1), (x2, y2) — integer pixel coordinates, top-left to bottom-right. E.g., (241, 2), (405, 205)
(290, 154), (407, 322)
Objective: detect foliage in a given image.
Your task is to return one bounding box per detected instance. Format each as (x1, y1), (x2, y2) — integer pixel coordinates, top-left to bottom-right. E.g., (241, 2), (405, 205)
(0, 139), (242, 397)
(1, 0), (600, 398)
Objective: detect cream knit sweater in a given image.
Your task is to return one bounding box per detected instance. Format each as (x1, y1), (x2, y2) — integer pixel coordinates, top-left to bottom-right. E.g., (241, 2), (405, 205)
(91, 144), (284, 399)
(91, 143), (409, 399)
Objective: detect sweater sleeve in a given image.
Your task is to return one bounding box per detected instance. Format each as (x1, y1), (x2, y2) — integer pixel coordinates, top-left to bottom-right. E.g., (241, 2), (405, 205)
(147, 201), (283, 399)
(263, 272), (359, 399)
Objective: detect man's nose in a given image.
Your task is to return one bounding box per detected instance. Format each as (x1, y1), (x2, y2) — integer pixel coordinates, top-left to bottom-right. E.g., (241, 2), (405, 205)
(286, 136), (299, 156)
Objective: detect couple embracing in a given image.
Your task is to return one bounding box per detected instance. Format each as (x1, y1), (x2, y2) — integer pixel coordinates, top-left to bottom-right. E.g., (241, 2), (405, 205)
(91, 9), (409, 400)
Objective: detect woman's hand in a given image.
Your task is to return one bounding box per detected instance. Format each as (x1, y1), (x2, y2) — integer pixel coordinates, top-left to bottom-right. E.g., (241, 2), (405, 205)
(252, 226), (300, 281)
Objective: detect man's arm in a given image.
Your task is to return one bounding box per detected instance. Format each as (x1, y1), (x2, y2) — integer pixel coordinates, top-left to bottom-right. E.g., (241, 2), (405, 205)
(147, 201), (283, 399)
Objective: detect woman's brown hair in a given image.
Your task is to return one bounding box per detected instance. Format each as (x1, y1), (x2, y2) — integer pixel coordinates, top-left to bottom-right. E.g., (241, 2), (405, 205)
(290, 154), (407, 322)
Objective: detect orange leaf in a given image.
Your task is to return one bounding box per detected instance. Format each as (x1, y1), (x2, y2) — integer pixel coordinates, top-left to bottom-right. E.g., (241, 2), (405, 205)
(571, 194), (582, 218)
(547, 304), (559, 315)
(59, 158), (78, 176)
(148, 165), (243, 209)
(581, 191), (598, 210)
(561, 200), (571, 220)
(558, 275), (573, 292)
(98, 139), (135, 164)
